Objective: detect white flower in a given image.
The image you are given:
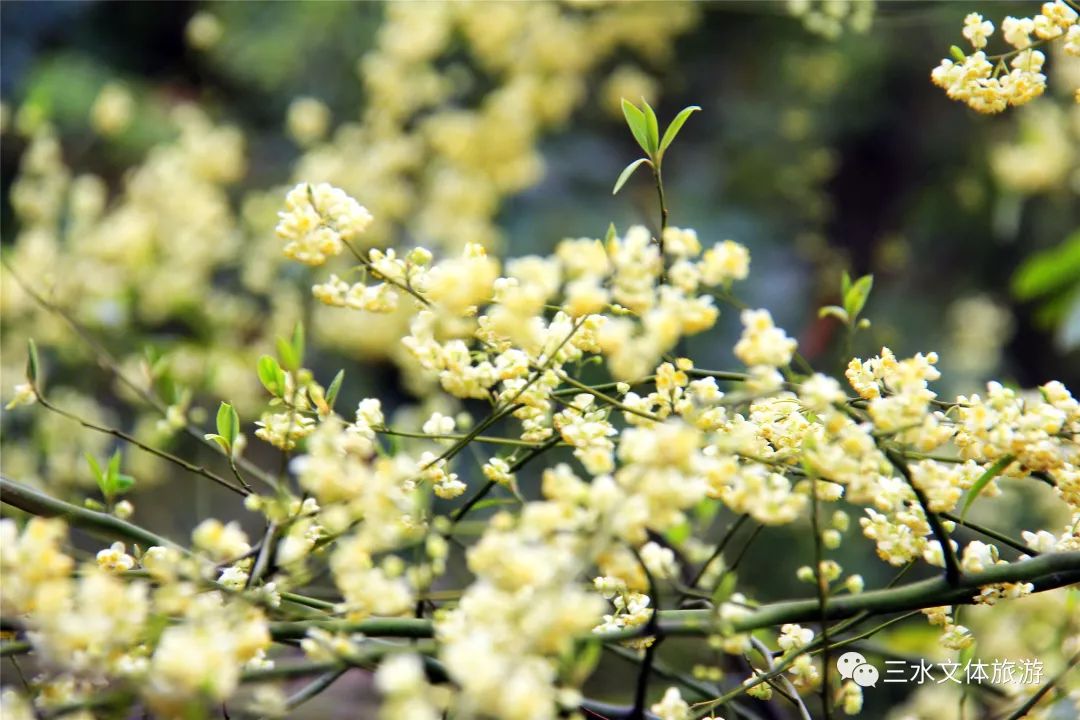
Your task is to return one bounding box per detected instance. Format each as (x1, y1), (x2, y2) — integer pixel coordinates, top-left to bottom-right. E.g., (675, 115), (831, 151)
(962, 13), (994, 49)
(422, 412), (456, 436)
(777, 623), (814, 652)
(651, 687), (690, 720)
(375, 653), (426, 696)
(96, 542), (136, 572)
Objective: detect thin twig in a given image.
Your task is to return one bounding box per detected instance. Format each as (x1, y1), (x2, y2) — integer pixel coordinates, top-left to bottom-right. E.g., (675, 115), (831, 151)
(30, 385), (248, 497)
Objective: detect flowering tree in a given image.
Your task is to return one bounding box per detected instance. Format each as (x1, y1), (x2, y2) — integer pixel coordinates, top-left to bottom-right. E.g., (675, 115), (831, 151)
(2, 3), (1079, 720)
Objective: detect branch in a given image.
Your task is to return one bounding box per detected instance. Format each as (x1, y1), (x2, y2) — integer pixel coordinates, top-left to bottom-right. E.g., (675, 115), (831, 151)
(30, 387), (249, 497)
(645, 550), (1080, 640)
(265, 552), (1080, 642)
(1, 258), (277, 491)
(885, 448), (962, 584)
(1, 475), (187, 551)
(7, 474), (1077, 643)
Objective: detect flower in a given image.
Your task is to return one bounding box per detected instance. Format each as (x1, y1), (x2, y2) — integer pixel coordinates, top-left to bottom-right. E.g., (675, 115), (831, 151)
(276, 183), (373, 266)
(286, 97), (331, 146)
(651, 687), (690, 720)
(962, 13), (994, 49)
(91, 83), (135, 136)
(5, 382), (36, 410)
(734, 309), (797, 368)
(96, 541), (136, 572)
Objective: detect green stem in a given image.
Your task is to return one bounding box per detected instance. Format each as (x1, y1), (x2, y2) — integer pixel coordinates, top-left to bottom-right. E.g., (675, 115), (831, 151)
(269, 617), (433, 640)
(286, 668), (348, 709)
(941, 512), (1039, 557)
(653, 164), (669, 236)
(379, 427), (546, 447)
(0, 640), (32, 657)
(1, 475), (187, 551)
(557, 371), (663, 422)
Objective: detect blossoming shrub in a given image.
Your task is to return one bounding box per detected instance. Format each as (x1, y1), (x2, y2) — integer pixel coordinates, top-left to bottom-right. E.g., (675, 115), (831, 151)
(2, 5), (1080, 720)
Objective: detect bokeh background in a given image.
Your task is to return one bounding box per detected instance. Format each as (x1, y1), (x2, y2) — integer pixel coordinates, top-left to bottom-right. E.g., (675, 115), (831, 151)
(2, 2), (1078, 718)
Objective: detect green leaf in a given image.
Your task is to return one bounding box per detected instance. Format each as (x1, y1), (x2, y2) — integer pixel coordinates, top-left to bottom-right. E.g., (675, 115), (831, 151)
(950, 45), (966, 62)
(819, 305), (850, 324)
(26, 339), (39, 383)
(216, 402), (239, 447)
(840, 270), (852, 298)
(86, 452), (107, 496)
(659, 105), (701, 155)
(843, 274), (874, 320)
(1012, 232), (1080, 301)
(620, 98), (651, 156)
(113, 473), (135, 494)
(257, 355), (283, 396)
(711, 572), (738, 606)
(666, 521), (691, 546)
(275, 336), (298, 371)
(694, 498), (719, 525)
(326, 370), (345, 410)
(107, 449), (122, 489)
(959, 455), (1015, 521)
(605, 222), (617, 245)
(204, 433), (231, 453)
(467, 498), (518, 513)
(612, 157), (649, 195)
(640, 98), (659, 155)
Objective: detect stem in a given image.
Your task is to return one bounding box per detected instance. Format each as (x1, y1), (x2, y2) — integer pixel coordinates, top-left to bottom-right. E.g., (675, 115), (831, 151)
(630, 546), (662, 720)
(653, 164), (669, 236)
(0, 640), (32, 657)
(808, 479), (832, 720)
(1, 475), (187, 551)
(31, 386), (248, 497)
(750, 638), (813, 720)
(1000, 652), (1080, 720)
(612, 550), (1080, 643)
(940, 512), (1039, 557)
(885, 448), (962, 585)
(685, 514), (749, 593)
(247, 522), (279, 588)
(558, 371), (663, 422)
(285, 668), (348, 709)
(450, 434), (562, 526)
(379, 427), (545, 447)
(342, 239), (432, 308)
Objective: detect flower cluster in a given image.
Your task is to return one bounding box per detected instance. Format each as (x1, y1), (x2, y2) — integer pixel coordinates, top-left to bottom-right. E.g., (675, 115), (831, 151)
(932, 3), (1080, 113)
(275, 182), (374, 266)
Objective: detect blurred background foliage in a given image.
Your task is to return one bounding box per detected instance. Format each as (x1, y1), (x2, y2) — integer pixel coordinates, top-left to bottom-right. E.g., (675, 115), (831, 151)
(1, 2), (1078, 716)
